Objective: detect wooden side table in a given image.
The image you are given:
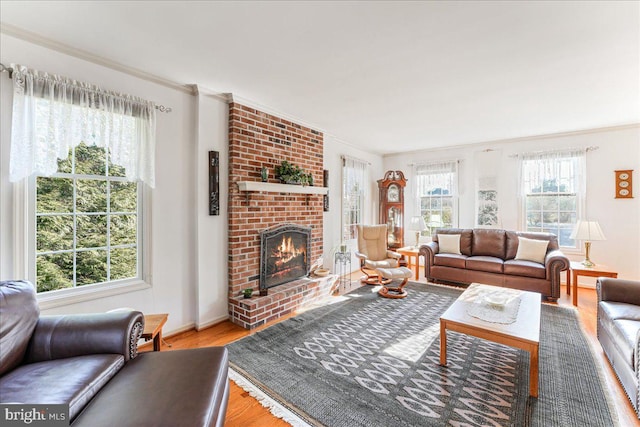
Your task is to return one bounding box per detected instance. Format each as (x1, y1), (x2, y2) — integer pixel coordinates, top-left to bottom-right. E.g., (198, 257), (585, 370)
(568, 262), (618, 306)
(397, 247), (421, 280)
(142, 313), (169, 351)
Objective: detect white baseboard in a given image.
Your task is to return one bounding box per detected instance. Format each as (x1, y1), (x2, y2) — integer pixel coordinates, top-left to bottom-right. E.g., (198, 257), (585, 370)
(163, 322), (196, 339)
(196, 314), (229, 331)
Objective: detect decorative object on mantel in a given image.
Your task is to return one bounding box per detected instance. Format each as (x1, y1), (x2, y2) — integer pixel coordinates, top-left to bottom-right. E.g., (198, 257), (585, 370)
(615, 169), (633, 198)
(275, 160), (313, 186)
(570, 220), (606, 267)
(243, 288), (253, 299)
(260, 166), (268, 182)
(209, 151), (220, 215)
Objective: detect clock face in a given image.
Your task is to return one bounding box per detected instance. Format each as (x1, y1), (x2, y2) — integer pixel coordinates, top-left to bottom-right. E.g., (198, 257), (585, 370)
(387, 184), (400, 202)
(619, 189), (630, 196)
(619, 173), (629, 180)
(619, 181), (629, 188)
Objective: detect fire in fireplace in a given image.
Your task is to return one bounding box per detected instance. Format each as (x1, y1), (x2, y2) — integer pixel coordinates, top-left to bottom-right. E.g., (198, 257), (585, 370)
(260, 224), (311, 294)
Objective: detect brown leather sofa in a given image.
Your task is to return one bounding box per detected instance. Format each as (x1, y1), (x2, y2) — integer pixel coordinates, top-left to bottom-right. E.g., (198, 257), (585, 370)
(0, 280), (230, 426)
(419, 228), (569, 301)
(597, 277), (640, 418)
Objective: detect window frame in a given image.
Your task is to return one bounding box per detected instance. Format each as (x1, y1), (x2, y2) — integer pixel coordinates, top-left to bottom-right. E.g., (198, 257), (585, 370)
(521, 153), (583, 250)
(14, 172), (151, 310)
(415, 161), (459, 235)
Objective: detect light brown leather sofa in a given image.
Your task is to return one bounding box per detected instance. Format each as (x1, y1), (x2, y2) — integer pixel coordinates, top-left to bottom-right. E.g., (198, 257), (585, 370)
(419, 228), (569, 301)
(0, 280), (230, 426)
(597, 277), (640, 418)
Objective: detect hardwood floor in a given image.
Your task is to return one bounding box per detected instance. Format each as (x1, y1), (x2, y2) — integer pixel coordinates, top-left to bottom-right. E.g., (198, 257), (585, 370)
(160, 276), (639, 427)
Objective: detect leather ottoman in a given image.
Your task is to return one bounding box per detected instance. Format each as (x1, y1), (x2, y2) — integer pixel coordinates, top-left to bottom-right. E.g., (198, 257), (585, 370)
(72, 347), (229, 427)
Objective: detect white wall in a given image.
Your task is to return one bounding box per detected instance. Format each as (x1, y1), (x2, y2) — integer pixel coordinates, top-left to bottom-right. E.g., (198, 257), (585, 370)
(323, 136), (384, 270)
(0, 35), (219, 334)
(383, 125), (640, 283)
(195, 91), (229, 329)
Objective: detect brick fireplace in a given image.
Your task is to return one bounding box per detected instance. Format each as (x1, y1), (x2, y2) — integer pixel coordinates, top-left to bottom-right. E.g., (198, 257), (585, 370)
(227, 103), (334, 329)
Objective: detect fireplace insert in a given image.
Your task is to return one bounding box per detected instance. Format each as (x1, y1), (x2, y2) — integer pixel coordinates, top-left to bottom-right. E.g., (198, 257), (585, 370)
(260, 224), (311, 295)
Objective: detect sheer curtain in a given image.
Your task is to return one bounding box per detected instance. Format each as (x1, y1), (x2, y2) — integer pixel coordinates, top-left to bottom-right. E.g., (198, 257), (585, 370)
(9, 64), (157, 187)
(519, 148), (586, 202)
(342, 156), (367, 242)
(415, 161), (458, 197)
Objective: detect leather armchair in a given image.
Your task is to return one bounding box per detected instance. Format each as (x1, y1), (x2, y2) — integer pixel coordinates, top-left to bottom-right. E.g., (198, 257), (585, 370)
(597, 277), (640, 418)
(25, 312), (145, 364)
(0, 280), (230, 426)
(355, 224), (401, 284)
(0, 280), (144, 421)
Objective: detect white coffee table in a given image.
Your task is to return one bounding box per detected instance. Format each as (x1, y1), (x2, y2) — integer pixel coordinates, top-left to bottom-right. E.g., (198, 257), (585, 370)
(439, 283), (541, 397)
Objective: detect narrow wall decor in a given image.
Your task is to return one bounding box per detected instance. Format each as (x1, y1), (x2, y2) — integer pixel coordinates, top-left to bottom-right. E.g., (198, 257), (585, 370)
(209, 151), (220, 215)
(323, 169), (330, 212)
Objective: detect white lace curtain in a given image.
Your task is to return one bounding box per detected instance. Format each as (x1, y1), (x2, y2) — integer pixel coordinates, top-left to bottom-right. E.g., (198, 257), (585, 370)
(342, 156), (368, 241)
(9, 64), (157, 187)
(414, 161), (458, 197)
(519, 148), (586, 196)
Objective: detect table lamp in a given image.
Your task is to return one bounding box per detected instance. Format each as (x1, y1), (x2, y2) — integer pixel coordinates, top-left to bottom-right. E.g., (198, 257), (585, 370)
(409, 216), (427, 248)
(569, 220), (606, 267)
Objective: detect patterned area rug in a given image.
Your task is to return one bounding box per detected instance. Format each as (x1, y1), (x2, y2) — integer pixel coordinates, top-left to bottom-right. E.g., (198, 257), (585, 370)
(227, 283), (617, 427)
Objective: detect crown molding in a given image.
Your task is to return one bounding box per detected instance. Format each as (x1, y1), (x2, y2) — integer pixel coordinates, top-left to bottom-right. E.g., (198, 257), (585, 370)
(383, 123), (640, 158)
(229, 94), (326, 134)
(193, 85), (232, 103)
(1, 22), (196, 95)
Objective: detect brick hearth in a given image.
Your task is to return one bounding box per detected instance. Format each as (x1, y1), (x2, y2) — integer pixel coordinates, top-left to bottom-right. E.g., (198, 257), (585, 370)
(228, 276), (336, 328)
(227, 103), (329, 329)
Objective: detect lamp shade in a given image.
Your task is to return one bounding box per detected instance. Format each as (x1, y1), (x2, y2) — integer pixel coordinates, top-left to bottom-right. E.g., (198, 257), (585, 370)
(570, 220), (606, 241)
(409, 215), (427, 231)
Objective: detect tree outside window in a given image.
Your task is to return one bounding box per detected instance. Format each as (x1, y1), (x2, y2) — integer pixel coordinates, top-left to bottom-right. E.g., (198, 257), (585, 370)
(35, 143), (140, 293)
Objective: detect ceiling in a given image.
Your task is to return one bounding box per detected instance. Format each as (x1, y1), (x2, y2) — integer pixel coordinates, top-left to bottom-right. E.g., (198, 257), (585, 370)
(1, 1), (638, 155)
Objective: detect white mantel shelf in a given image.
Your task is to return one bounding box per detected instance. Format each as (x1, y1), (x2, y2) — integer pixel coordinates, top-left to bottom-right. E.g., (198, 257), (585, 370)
(237, 181), (328, 195)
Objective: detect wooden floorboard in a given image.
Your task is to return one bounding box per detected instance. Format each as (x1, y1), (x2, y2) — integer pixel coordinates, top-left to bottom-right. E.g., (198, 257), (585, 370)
(161, 276), (639, 427)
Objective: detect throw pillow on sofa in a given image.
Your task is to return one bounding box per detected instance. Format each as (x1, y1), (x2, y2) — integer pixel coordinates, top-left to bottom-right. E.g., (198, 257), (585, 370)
(438, 234), (462, 254)
(515, 237), (549, 264)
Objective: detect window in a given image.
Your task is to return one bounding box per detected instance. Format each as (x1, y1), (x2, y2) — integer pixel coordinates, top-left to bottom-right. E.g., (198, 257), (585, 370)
(8, 64), (156, 297)
(35, 143), (141, 293)
(415, 161), (458, 235)
(521, 149), (585, 248)
(342, 157), (367, 241)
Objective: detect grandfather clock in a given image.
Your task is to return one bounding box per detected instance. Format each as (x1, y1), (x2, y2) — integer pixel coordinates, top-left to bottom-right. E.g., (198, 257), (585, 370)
(378, 170), (407, 249)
